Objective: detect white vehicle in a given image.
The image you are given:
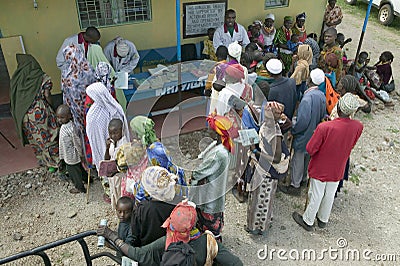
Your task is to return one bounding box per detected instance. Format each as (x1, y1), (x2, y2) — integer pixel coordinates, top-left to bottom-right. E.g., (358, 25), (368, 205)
(345, 0), (400, 25)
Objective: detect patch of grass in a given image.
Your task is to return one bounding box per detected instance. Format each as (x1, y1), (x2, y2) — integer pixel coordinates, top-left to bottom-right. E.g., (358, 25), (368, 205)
(363, 113), (373, 120)
(292, 202), (302, 210)
(386, 127), (400, 133)
(337, 0), (400, 34)
(349, 173), (360, 186)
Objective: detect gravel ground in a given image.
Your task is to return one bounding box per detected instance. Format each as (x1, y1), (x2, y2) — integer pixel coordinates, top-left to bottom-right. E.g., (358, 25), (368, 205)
(1, 10), (400, 266)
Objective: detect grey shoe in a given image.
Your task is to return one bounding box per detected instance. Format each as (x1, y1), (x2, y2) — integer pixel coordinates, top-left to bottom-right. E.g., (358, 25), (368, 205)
(317, 217), (327, 228)
(292, 212), (314, 231)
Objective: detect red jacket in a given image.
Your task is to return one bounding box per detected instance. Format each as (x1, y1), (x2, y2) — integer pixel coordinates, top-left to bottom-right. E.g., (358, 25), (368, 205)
(306, 117), (363, 182)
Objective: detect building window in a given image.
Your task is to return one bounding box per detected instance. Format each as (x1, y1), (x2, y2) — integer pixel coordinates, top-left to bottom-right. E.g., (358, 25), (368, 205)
(76, 0), (151, 28)
(265, 0), (289, 9)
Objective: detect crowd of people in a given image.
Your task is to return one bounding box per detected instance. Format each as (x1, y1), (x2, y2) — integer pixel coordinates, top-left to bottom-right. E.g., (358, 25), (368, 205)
(8, 0), (396, 264)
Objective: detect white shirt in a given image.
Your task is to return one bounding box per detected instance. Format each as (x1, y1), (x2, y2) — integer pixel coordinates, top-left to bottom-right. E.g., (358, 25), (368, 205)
(213, 23), (250, 50)
(59, 121), (83, 165)
(56, 34), (87, 71)
(216, 84), (243, 116)
(108, 136), (129, 160)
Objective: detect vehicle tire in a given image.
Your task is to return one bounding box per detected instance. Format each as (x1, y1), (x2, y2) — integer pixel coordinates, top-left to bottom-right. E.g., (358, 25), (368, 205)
(378, 4), (394, 26)
(345, 0), (357, 5)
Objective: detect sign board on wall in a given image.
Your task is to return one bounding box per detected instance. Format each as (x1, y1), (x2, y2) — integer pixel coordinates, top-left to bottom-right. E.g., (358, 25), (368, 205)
(183, 0), (227, 39)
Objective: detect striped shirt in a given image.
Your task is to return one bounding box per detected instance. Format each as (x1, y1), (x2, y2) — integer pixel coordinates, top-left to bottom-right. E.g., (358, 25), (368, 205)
(59, 121), (83, 165)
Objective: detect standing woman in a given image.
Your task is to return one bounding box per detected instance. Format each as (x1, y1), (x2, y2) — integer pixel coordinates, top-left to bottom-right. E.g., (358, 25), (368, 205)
(246, 102), (290, 235)
(274, 16), (294, 75)
(61, 44), (96, 156)
(10, 54), (59, 171)
(292, 13), (307, 43)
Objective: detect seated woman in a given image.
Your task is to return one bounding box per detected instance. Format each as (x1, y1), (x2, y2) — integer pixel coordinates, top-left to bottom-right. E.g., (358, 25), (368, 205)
(128, 116), (187, 203)
(10, 54), (59, 172)
(97, 200), (243, 265)
(131, 166), (183, 247)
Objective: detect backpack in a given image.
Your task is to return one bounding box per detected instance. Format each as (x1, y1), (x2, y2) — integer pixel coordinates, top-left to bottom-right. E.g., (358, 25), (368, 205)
(161, 241), (196, 266)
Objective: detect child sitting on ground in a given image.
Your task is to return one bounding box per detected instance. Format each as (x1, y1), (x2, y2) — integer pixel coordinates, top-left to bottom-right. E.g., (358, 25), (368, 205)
(116, 196), (135, 245)
(353, 51), (370, 81)
(375, 51), (394, 88)
(56, 104), (87, 194)
(202, 28), (217, 61)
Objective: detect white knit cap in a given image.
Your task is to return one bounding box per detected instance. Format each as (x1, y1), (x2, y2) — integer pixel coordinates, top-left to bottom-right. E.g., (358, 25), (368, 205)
(338, 93), (360, 116)
(310, 68), (325, 85)
(265, 13), (275, 21)
(116, 40), (130, 58)
(265, 59), (283, 74)
(228, 41), (242, 62)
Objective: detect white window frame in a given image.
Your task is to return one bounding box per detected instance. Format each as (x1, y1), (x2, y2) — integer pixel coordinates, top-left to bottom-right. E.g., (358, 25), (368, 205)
(76, 0), (152, 28)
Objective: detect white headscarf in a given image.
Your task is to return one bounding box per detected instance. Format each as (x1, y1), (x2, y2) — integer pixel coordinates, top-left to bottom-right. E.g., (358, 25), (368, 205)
(86, 82), (130, 168)
(228, 41), (242, 63)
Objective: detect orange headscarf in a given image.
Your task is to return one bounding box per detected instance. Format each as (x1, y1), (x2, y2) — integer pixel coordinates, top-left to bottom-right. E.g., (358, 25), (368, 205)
(207, 113), (238, 153)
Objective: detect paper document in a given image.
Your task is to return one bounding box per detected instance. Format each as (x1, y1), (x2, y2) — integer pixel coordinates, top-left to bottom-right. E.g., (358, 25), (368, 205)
(114, 72), (129, 89)
(238, 129), (260, 146)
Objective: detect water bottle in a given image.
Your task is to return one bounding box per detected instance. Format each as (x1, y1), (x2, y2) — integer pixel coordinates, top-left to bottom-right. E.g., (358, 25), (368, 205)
(97, 219), (108, 247)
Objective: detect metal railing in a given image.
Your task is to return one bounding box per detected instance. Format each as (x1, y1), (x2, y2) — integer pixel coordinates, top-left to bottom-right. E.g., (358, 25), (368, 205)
(0, 230), (122, 265)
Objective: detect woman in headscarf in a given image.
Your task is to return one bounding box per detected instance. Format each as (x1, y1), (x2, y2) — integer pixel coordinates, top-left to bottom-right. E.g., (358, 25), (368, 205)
(129, 116), (158, 147)
(86, 82), (130, 170)
(273, 16), (294, 74)
(61, 44), (96, 156)
(188, 113), (232, 240)
(290, 44), (313, 100)
(84, 61), (115, 168)
(130, 166), (181, 246)
(292, 12), (307, 42)
(246, 101), (290, 235)
(97, 199), (243, 265)
(10, 54), (59, 171)
(129, 116), (187, 202)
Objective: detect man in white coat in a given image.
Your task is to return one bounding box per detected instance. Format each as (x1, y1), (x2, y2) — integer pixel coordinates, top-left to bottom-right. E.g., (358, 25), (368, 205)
(213, 9), (250, 51)
(103, 37), (140, 73)
(56, 26), (100, 71)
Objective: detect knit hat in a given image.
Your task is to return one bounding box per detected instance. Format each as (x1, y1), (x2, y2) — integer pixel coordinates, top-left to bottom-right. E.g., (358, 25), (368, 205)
(338, 93), (360, 116)
(162, 200), (197, 250)
(265, 13), (275, 21)
(296, 12), (306, 21)
(228, 41), (242, 62)
(310, 68), (326, 85)
(265, 58), (283, 74)
(140, 166), (177, 202)
(116, 39), (130, 58)
(225, 64), (245, 80)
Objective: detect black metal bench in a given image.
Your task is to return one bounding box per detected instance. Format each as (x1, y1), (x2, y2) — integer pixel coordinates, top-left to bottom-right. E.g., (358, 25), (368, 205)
(0, 230), (121, 265)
